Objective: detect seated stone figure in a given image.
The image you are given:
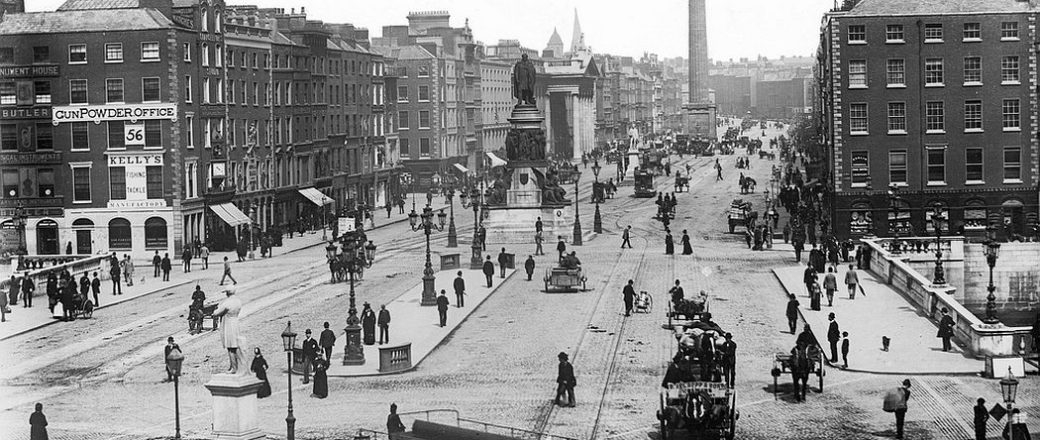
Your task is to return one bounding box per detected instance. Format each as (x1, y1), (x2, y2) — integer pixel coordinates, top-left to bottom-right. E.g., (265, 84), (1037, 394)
(541, 169), (569, 205)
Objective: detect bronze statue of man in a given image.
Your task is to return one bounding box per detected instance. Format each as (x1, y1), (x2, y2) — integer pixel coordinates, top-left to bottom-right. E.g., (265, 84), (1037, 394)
(512, 53), (537, 105)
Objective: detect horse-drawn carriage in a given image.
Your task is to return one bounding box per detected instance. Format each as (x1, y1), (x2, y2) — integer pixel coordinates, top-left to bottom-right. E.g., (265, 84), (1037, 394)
(328, 243), (367, 283)
(658, 321), (738, 440)
(63, 292), (94, 320)
(634, 169), (656, 198)
(727, 199), (752, 233)
(641, 150), (667, 175)
(771, 344), (826, 401)
(674, 174), (690, 193)
(666, 294), (709, 328)
(543, 266), (587, 292)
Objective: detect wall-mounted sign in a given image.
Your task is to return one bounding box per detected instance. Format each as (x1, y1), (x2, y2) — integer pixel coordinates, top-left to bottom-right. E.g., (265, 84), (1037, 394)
(124, 124), (145, 146)
(0, 152), (62, 165)
(108, 153), (163, 166)
(0, 107), (51, 119)
(52, 103), (178, 125)
(0, 64), (60, 79)
(106, 152), (167, 209)
(107, 200), (167, 209)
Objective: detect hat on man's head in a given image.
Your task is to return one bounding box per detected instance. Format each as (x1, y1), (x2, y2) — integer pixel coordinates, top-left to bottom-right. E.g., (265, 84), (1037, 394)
(902, 379), (911, 387)
(558, 352), (568, 360)
(305, 329), (312, 334)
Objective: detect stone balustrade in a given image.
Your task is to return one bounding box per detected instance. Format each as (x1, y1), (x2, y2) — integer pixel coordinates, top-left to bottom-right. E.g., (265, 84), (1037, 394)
(378, 342), (412, 373)
(2, 254), (114, 300)
(871, 236), (963, 262)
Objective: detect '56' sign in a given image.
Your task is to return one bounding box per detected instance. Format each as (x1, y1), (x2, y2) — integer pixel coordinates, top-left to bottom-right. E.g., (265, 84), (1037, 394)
(124, 124), (145, 146)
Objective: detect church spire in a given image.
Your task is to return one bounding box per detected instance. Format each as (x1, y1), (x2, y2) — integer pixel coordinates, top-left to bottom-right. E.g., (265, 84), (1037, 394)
(570, 8), (585, 54)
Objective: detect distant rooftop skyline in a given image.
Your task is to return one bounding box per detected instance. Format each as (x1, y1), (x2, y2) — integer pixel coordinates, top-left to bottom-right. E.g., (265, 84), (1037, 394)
(26, 0), (833, 60)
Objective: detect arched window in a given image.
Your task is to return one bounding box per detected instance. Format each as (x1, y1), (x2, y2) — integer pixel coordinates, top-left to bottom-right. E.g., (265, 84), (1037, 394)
(888, 199), (911, 236)
(109, 218), (132, 250)
(36, 219), (59, 255)
(145, 217), (168, 249)
(924, 202), (949, 234)
(964, 199), (987, 231)
(201, 8), (209, 32)
(72, 218), (94, 228)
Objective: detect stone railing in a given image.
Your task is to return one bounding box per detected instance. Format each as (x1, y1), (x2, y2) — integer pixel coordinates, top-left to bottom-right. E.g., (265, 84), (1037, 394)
(378, 342), (412, 373)
(864, 238), (1034, 358)
(870, 236), (963, 263)
(10, 254), (96, 272)
(1, 254), (115, 300)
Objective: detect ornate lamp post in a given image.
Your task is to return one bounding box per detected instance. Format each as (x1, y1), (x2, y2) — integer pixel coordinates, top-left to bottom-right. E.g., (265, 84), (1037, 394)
(591, 160), (602, 234)
(408, 205), (447, 305)
(887, 184), (901, 255)
(340, 232), (372, 365)
(321, 196), (328, 241)
(982, 233), (1001, 324)
(930, 204), (947, 286)
(460, 184), (483, 270)
(165, 347), (184, 439)
(280, 322), (297, 440)
(445, 185), (458, 248)
(13, 202), (27, 270)
(248, 203), (258, 260)
(1000, 366), (1019, 433)
(572, 170), (583, 245)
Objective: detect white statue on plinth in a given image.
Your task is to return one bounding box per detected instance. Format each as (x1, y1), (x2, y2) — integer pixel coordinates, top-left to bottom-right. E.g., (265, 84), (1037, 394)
(212, 289), (249, 375)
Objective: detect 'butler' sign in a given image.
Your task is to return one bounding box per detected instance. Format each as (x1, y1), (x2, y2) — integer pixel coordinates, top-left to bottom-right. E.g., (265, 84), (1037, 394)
(52, 103), (178, 125)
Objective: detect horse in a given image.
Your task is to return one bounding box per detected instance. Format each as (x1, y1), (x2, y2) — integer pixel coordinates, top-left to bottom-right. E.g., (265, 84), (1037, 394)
(790, 344), (813, 401)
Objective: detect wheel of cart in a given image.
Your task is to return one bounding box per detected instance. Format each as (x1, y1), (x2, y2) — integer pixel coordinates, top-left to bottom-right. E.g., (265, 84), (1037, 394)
(78, 296), (94, 319)
(635, 291), (653, 313)
(771, 345), (825, 400)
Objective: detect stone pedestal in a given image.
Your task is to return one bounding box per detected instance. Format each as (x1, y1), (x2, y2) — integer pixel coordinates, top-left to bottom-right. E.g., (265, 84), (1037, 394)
(484, 206), (575, 245)
(204, 374), (265, 440)
(624, 149), (641, 181)
(343, 324), (365, 365)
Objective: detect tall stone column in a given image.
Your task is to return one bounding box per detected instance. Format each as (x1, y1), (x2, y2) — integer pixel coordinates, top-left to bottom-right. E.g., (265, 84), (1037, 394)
(572, 91), (581, 161)
(544, 93), (553, 156)
(686, 0), (717, 139)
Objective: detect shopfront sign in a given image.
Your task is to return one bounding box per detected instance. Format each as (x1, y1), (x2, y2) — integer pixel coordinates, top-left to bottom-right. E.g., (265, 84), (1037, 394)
(124, 123), (146, 146)
(0, 64), (60, 78)
(106, 152), (167, 209)
(0, 107), (51, 119)
(52, 103), (178, 125)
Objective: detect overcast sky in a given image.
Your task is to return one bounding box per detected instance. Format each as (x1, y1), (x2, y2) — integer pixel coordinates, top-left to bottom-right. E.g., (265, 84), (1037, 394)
(27, 0), (835, 60)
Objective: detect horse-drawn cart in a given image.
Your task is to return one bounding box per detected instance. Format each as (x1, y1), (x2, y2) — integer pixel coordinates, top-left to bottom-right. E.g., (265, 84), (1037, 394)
(770, 344), (825, 400)
(658, 323), (738, 440)
(543, 267), (587, 292)
(674, 175), (690, 193)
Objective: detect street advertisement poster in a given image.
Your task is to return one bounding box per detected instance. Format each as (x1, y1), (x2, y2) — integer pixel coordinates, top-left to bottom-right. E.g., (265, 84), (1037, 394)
(338, 217), (356, 237)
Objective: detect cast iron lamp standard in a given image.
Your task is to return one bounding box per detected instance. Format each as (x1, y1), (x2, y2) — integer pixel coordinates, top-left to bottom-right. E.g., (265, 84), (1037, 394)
(929, 203), (947, 286)
(572, 169), (583, 245)
(13, 202), (27, 270)
(887, 184), (901, 255)
(340, 231), (373, 365)
(1000, 366), (1019, 433)
(280, 322), (297, 440)
(460, 185), (483, 269)
(409, 205), (447, 306)
(982, 234), (1001, 324)
(445, 185), (458, 248)
(591, 160), (602, 234)
(165, 346), (184, 439)
(321, 196), (328, 241)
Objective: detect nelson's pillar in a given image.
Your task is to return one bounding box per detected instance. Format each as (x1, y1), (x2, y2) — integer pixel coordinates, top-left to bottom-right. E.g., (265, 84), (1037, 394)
(685, 0), (717, 140)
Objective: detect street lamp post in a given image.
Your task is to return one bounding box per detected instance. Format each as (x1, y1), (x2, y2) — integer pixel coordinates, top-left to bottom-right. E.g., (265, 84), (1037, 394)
(165, 347), (184, 439)
(340, 231), (371, 365)
(982, 234), (1001, 324)
(408, 205), (447, 305)
(887, 185), (901, 255)
(446, 187), (458, 248)
(930, 204), (947, 286)
(13, 202), (27, 270)
(321, 196), (328, 241)
(572, 170), (583, 245)
(461, 184), (483, 270)
(591, 160), (602, 234)
(1000, 366), (1019, 434)
(280, 322), (297, 440)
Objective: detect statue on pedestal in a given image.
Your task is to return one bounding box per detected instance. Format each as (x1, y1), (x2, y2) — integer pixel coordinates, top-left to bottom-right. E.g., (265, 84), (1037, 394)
(539, 169), (569, 205)
(512, 54), (537, 106)
(212, 289), (249, 375)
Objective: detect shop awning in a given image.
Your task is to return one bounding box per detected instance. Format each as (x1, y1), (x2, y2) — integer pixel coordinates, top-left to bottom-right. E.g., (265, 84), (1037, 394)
(453, 163), (469, 173)
(486, 152), (508, 168)
(298, 187), (333, 206)
(209, 203), (251, 227)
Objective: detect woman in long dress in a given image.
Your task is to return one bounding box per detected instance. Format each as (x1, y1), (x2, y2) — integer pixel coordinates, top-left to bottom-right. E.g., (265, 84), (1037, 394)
(251, 348), (272, 398)
(664, 231), (674, 255)
(361, 303), (376, 345)
(681, 230), (693, 255)
(311, 358), (328, 398)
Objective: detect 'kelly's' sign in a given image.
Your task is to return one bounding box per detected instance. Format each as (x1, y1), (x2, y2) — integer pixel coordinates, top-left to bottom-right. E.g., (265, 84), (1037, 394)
(108, 154), (164, 166)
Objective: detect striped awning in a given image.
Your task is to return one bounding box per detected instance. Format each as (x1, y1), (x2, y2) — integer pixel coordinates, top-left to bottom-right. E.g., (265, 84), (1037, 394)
(486, 152), (507, 168)
(209, 203), (251, 227)
(298, 187), (333, 206)
(453, 163), (469, 173)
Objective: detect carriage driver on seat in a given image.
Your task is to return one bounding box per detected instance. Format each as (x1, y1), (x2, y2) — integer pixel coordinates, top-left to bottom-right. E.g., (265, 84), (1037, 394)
(561, 252), (581, 272)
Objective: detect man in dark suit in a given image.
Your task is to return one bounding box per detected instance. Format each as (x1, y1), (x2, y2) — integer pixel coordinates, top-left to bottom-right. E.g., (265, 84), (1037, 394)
(378, 305), (391, 344)
(318, 322), (336, 361)
(453, 271), (466, 307)
(524, 255), (536, 281)
(152, 251), (162, 278)
(623, 280), (636, 316)
(497, 248), (509, 278)
(90, 272), (101, 307)
(160, 253), (172, 281)
(164, 337), (180, 382)
(301, 329), (318, 384)
(482, 256), (495, 288)
(436, 290), (450, 327)
(803, 263), (817, 297)
(21, 275), (34, 308)
(555, 352), (576, 407)
(827, 312), (840, 363)
(785, 294), (800, 334)
(556, 236), (567, 263)
(720, 332), (737, 387)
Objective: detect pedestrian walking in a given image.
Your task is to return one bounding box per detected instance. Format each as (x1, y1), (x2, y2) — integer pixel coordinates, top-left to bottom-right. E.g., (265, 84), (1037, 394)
(29, 402), (48, 440)
(785, 294), (800, 334)
(623, 279), (636, 316)
(497, 248), (509, 278)
(556, 236), (567, 262)
(555, 352), (576, 407)
(219, 256), (238, 285)
(0, 287), (7, 322)
(319, 322), (336, 361)
(385, 203), (392, 219)
(199, 244), (210, 270)
(482, 256), (495, 288)
(803, 263), (817, 297)
(182, 247), (192, 273)
(436, 290), (449, 327)
(453, 271), (466, 307)
(164, 337), (180, 381)
(46, 274), (57, 314)
(387, 403), (406, 434)
(826, 312), (841, 362)
(152, 251), (161, 278)
(79, 273), (89, 300)
(845, 264), (859, 299)
(251, 347), (272, 398)
(535, 217), (543, 234)
(841, 331), (850, 368)
(973, 398), (989, 440)
(881, 379), (911, 439)
(937, 308), (955, 351)
(535, 231), (544, 256)
(301, 329), (318, 384)
(669, 280), (685, 308)
(311, 357), (328, 398)
(21, 275), (35, 308)
(8, 275), (19, 306)
(681, 230), (692, 255)
(122, 255), (134, 287)
(720, 332), (736, 387)
(160, 253), (172, 281)
(793, 237), (805, 263)
(361, 303), (376, 345)
(621, 226), (633, 249)
(524, 255), (536, 281)
(664, 230), (674, 255)
(715, 159), (723, 181)
(378, 305), (391, 344)
(90, 272), (100, 307)
(823, 267), (837, 307)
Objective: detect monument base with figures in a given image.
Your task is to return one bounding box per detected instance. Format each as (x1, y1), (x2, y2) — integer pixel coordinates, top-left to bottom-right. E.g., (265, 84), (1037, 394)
(483, 205), (575, 245)
(204, 374), (266, 440)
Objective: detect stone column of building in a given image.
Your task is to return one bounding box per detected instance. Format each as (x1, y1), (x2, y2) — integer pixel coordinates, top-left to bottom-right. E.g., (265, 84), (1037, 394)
(572, 91), (582, 162)
(544, 93), (553, 155)
(584, 96), (594, 156)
